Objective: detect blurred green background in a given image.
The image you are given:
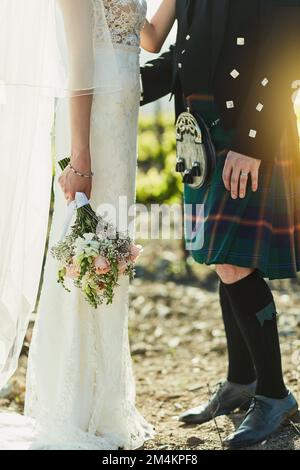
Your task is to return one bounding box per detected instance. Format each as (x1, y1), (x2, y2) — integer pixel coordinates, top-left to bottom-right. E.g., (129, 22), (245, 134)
(137, 112), (180, 205)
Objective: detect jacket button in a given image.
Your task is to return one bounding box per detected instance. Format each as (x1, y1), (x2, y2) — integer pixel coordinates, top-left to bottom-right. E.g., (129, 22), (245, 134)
(230, 69), (240, 79)
(186, 35), (191, 40)
(178, 63), (182, 69)
(261, 78), (269, 87)
(226, 100), (234, 109)
(256, 103), (264, 112)
(249, 129), (257, 138)
(237, 37), (245, 45)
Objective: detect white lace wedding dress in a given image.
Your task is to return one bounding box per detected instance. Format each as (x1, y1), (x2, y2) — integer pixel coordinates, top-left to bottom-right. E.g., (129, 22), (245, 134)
(0, 0), (154, 450)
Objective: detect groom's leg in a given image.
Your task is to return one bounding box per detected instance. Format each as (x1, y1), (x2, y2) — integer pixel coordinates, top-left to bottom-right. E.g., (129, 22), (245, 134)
(217, 265), (287, 399)
(217, 265), (299, 448)
(178, 274), (257, 425)
(219, 282), (256, 385)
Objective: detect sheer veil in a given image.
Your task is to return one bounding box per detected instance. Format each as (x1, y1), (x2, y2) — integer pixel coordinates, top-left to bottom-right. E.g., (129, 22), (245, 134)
(0, 0), (120, 389)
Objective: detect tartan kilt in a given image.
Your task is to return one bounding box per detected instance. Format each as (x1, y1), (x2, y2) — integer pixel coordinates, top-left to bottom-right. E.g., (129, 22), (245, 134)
(183, 95), (300, 280)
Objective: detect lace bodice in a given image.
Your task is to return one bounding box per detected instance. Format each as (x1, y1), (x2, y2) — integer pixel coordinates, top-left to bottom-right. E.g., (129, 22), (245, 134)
(94, 0), (147, 49)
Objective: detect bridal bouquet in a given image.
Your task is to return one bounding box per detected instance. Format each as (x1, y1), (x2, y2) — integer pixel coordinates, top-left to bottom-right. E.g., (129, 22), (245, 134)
(51, 158), (142, 309)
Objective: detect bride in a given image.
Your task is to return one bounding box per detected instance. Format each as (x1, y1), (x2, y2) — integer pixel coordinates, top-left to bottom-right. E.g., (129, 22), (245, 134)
(0, 0), (157, 450)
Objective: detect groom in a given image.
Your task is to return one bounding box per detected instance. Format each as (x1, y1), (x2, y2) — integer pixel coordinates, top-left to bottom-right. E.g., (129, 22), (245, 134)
(141, 0), (300, 448)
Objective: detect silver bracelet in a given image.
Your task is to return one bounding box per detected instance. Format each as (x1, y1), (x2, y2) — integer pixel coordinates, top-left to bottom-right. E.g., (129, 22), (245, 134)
(68, 163), (94, 179)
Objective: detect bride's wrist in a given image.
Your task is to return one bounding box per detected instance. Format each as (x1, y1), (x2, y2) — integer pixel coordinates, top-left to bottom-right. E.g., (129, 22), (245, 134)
(71, 146), (91, 173)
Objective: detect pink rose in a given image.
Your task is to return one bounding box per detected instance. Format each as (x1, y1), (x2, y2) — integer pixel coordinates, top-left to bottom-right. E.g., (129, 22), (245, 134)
(118, 260), (128, 274)
(129, 244), (142, 262)
(94, 256), (110, 275)
(66, 262), (80, 279)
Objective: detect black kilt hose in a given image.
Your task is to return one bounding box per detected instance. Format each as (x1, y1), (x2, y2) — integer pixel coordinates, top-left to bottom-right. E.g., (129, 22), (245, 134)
(183, 94), (300, 280)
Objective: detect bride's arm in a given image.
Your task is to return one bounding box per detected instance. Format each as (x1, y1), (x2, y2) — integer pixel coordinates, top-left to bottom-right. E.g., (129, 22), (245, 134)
(141, 0), (176, 53)
(59, 102), (93, 203)
(57, 0), (93, 201)
(67, 93), (93, 185)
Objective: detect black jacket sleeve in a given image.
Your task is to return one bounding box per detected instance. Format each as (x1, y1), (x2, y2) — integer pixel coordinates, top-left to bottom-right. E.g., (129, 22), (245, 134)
(140, 46), (175, 106)
(230, 4), (300, 162)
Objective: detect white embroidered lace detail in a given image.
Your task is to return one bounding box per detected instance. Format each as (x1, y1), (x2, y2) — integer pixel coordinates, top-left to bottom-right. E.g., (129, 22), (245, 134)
(93, 0), (147, 48)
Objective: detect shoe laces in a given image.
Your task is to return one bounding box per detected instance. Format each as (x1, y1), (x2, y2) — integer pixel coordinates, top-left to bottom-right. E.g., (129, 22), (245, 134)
(215, 381), (226, 394)
(246, 395), (272, 417)
(206, 381), (227, 417)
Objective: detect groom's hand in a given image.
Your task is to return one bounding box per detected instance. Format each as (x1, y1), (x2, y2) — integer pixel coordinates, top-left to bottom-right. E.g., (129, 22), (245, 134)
(223, 151), (261, 199)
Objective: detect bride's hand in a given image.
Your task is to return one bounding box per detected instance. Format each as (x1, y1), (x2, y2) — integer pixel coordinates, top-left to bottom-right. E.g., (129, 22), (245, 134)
(58, 150), (92, 202)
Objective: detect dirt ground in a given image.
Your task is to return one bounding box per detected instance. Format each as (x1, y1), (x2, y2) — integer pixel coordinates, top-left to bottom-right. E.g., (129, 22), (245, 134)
(1, 245), (300, 450)
(132, 279), (300, 450)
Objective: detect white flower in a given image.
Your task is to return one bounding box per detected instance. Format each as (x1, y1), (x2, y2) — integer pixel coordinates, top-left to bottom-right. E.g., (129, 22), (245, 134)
(83, 233), (95, 242)
(74, 235), (100, 256)
(74, 237), (86, 254)
(84, 244), (99, 256)
(88, 240), (100, 250)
